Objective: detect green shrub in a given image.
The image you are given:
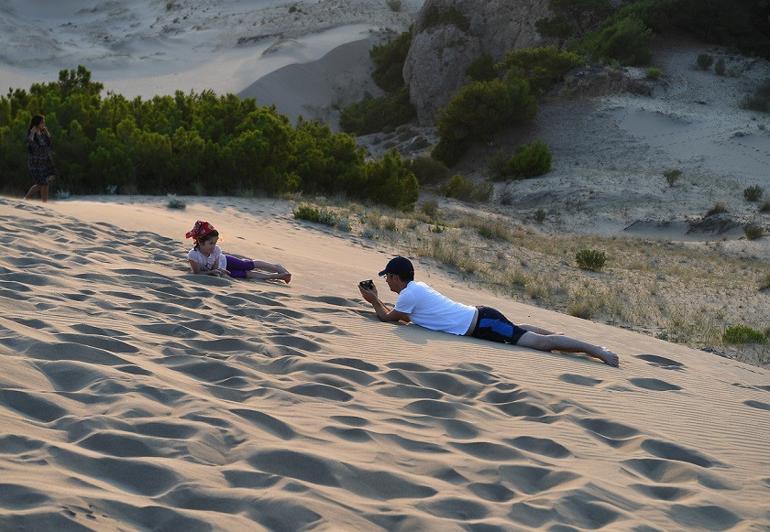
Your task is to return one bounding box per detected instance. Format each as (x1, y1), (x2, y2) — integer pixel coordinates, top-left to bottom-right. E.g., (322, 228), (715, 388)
(507, 140), (552, 179)
(408, 156), (450, 186)
(596, 0), (770, 62)
(714, 58), (726, 76)
(443, 174), (492, 203)
(487, 149), (510, 181)
(744, 224), (763, 240)
(370, 32), (412, 92)
(534, 208), (546, 223)
(760, 201), (770, 213)
(433, 77), (537, 166)
(420, 5), (470, 32)
(420, 199), (439, 219)
(581, 16), (653, 65)
(363, 150), (419, 211)
(646, 67), (662, 79)
(576, 249), (607, 271)
(293, 204), (339, 226)
(696, 53), (714, 70)
(723, 325), (768, 344)
(744, 185), (764, 202)
(166, 195), (186, 209)
(339, 88), (416, 135)
(664, 169), (682, 187)
(0, 66), (417, 209)
(535, 0), (612, 43)
(499, 47), (581, 95)
(740, 80), (770, 113)
(705, 202), (727, 217)
(466, 54), (498, 82)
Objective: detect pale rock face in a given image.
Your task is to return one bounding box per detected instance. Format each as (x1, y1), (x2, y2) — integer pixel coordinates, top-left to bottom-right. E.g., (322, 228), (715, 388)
(404, 0), (551, 124)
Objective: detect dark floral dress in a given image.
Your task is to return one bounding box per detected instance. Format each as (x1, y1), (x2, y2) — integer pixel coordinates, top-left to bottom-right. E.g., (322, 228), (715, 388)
(27, 130), (55, 185)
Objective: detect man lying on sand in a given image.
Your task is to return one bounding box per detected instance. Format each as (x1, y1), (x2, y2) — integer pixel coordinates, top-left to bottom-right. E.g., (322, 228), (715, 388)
(358, 256), (619, 367)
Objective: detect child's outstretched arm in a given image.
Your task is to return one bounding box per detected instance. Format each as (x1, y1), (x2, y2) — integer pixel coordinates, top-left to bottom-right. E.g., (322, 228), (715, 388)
(189, 260), (225, 276)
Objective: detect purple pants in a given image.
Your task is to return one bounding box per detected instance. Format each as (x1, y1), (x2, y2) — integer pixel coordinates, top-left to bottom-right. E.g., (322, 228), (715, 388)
(225, 255), (255, 279)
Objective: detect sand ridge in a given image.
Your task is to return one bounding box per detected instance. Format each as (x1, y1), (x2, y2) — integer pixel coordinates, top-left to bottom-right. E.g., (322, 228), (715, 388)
(0, 196), (769, 530)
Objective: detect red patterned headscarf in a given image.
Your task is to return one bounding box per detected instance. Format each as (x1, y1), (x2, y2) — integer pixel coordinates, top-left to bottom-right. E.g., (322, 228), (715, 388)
(185, 220), (217, 240)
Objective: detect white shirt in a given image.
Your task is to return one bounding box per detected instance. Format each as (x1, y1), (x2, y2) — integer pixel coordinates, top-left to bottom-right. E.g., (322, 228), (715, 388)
(187, 245), (227, 271)
(394, 281), (476, 335)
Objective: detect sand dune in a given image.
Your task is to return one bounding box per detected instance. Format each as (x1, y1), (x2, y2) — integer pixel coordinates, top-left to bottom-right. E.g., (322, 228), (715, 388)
(0, 196), (769, 530)
(0, 0), (417, 97)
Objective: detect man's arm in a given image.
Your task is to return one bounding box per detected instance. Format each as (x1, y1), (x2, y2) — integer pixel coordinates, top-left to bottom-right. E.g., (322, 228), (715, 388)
(359, 286), (410, 323)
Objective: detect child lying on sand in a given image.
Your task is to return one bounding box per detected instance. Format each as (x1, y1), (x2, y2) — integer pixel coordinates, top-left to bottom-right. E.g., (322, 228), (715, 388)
(185, 220), (291, 283)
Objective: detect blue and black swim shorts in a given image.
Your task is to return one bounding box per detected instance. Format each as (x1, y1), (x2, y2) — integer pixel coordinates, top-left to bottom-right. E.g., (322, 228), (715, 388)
(470, 306), (527, 345)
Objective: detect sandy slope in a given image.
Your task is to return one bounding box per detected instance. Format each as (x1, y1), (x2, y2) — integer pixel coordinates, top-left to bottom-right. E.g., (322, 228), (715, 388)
(0, 0), (419, 97)
(0, 196), (768, 530)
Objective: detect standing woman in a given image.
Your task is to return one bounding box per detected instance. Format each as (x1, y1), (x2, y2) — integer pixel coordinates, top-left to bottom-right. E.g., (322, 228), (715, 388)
(24, 115), (55, 202)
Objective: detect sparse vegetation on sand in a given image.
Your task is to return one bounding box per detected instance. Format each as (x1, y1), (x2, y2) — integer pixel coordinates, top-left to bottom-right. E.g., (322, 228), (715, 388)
(443, 175), (493, 203)
(505, 141), (553, 180)
(166, 195), (186, 210)
(664, 169), (682, 187)
(705, 202), (727, 217)
(576, 249), (607, 272)
(740, 80), (770, 113)
(744, 224), (763, 241)
(696, 53), (714, 70)
(723, 325), (768, 345)
(744, 185), (764, 202)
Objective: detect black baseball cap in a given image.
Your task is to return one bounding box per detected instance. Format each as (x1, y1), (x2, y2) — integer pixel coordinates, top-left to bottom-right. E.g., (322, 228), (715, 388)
(379, 256), (414, 277)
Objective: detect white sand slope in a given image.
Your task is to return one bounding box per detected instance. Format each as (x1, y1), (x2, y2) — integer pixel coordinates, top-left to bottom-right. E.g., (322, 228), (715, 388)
(239, 36), (382, 127)
(1, 196), (769, 530)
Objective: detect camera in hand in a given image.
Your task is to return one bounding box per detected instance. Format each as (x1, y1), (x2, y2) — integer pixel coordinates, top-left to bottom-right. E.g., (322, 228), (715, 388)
(359, 279), (374, 290)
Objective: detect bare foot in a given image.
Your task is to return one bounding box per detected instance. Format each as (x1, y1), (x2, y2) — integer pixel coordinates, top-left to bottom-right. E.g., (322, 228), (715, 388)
(594, 348), (619, 367)
(279, 273), (292, 284)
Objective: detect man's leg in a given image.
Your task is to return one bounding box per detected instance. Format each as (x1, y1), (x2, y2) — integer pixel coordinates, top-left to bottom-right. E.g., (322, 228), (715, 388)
(40, 184), (48, 202)
(517, 331), (619, 367)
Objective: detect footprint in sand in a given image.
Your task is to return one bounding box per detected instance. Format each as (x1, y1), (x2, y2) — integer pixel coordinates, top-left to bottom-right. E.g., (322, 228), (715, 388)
(667, 504), (742, 531)
(635, 353), (686, 371)
(629, 377), (682, 391)
(576, 417), (642, 448)
(743, 399), (770, 411)
(559, 373), (603, 386)
(640, 438), (723, 468)
(505, 435), (572, 458)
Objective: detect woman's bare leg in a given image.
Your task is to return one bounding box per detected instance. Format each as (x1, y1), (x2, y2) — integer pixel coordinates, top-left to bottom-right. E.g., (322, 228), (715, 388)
(517, 331), (619, 367)
(24, 184), (40, 200)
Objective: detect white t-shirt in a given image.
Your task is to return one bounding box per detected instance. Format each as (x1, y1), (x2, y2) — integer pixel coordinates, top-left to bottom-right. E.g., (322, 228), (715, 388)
(394, 281), (476, 335)
(187, 245), (227, 271)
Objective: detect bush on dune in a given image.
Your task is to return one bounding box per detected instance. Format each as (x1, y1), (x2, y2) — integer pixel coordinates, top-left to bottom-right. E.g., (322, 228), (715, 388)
(581, 15), (653, 65)
(432, 77), (537, 166)
(370, 31), (412, 93)
(339, 88), (416, 135)
(499, 47), (582, 95)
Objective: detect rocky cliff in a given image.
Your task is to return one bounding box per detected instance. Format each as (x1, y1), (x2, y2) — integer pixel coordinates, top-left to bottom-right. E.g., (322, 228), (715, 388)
(403, 0), (551, 124)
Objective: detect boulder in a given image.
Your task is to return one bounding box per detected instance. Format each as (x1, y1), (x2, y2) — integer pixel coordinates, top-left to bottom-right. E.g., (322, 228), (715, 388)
(403, 0), (551, 124)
